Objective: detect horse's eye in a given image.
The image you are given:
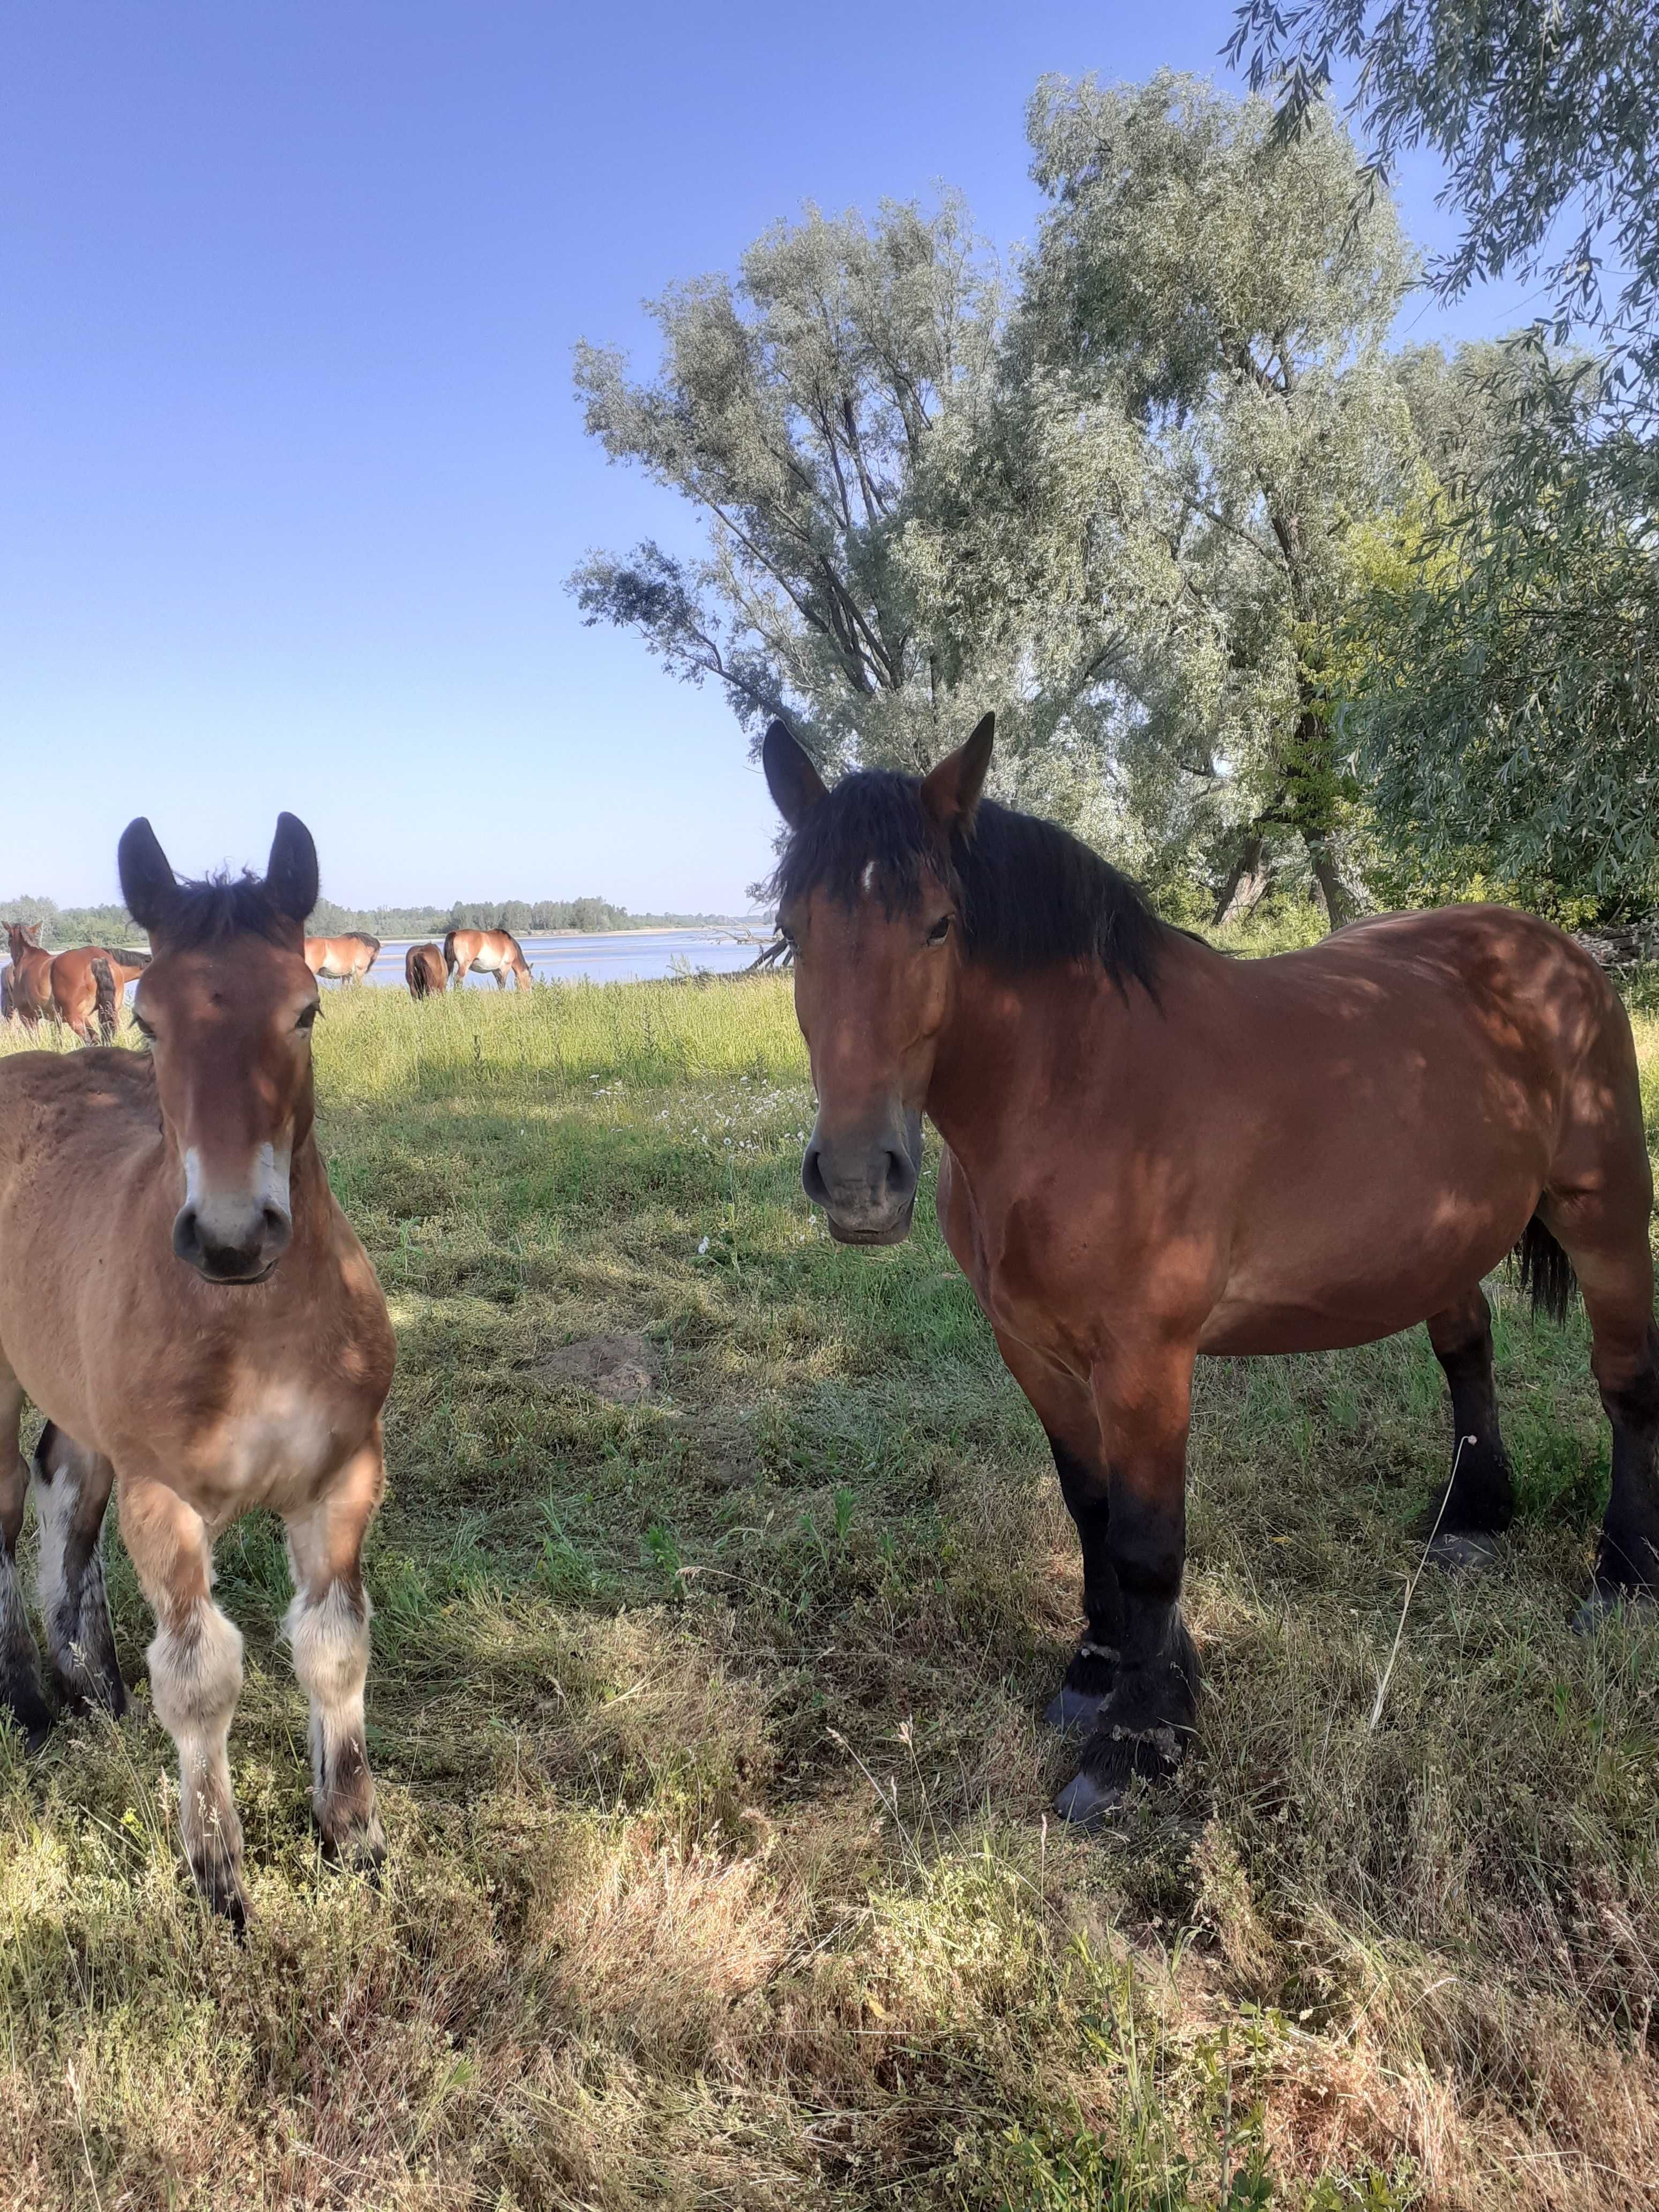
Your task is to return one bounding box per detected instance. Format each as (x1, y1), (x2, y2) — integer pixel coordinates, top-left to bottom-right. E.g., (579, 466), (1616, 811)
(132, 1014), (156, 1042)
(296, 1004), (319, 1032)
(926, 915), (952, 945)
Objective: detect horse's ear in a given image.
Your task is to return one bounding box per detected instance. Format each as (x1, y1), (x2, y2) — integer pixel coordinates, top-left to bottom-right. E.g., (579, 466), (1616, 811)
(763, 721), (828, 831)
(266, 813), (319, 923)
(117, 818), (179, 934)
(921, 713), (995, 832)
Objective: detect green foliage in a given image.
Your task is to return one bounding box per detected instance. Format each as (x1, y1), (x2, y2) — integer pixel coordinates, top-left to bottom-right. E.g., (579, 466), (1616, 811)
(0, 896), (145, 950)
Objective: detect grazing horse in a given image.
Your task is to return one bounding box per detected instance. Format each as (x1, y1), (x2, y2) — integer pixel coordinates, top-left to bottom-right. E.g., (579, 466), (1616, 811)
(0, 814), (396, 1922)
(4, 924), (52, 1028)
(763, 714), (1659, 1827)
(304, 932), (382, 984)
(50, 945), (152, 1043)
(405, 941), (446, 1000)
(444, 927), (532, 991)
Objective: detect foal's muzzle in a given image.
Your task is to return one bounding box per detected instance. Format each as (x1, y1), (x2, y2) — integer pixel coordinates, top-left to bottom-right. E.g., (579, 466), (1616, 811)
(173, 1197), (292, 1283)
(803, 1108), (923, 1246)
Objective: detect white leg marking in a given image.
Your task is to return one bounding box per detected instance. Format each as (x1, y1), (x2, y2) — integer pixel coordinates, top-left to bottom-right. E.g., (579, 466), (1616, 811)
(148, 1604), (245, 1875)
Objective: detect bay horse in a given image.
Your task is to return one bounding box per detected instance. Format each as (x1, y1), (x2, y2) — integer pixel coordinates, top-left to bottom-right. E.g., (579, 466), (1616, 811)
(4, 923), (52, 1028)
(0, 814), (396, 1922)
(304, 931), (382, 984)
(405, 941), (446, 1000)
(762, 714), (1659, 1826)
(444, 926), (532, 990)
(51, 944), (152, 1043)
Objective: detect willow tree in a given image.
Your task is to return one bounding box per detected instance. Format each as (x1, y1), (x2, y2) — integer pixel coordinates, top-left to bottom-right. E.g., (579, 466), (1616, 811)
(995, 71), (1418, 923)
(569, 198), (1002, 776)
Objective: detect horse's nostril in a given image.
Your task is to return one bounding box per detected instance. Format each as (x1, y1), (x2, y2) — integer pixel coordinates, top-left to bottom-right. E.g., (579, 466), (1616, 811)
(801, 1143), (830, 1205)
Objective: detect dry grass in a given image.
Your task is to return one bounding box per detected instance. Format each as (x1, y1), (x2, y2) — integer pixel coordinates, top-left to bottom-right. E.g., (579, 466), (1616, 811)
(0, 965), (1656, 2208)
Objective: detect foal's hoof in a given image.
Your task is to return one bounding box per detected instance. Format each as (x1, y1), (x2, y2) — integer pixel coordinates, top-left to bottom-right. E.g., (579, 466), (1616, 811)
(1053, 1771), (1126, 1828)
(193, 1862), (249, 1935)
(1424, 1529), (1499, 1574)
(1043, 1685), (1110, 1732)
(1572, 1587), (1658, 1637)
(3, 1684), (55, 1754)
(324, 1807), (387, 1881)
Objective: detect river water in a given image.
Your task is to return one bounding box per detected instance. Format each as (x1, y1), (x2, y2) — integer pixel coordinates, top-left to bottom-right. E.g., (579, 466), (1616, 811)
(349, 928), (769, 988)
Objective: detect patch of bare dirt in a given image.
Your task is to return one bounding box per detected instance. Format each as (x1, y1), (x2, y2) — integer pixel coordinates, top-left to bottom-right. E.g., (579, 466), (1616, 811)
(530, 1333), (662, 1403)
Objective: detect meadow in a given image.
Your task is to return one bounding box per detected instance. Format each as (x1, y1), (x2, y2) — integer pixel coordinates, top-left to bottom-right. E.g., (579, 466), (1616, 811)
(1, 956), (1656, 2211)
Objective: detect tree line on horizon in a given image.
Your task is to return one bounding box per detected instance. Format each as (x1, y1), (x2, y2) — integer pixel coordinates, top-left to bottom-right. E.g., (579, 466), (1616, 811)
(0, 892), (743, 951)
(573, 25), (1659, 931)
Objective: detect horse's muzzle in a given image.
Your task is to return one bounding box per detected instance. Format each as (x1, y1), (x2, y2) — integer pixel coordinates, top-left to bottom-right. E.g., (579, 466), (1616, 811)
(173, 1200), (292, 1284)
(803, 1108), (922, 1246)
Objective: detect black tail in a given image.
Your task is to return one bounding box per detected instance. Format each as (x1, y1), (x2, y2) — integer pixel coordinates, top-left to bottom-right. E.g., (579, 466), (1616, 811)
(90, 956), (119, 1042)
(1514, 1213), (1578, 1325)
(443, 930), (458, 973)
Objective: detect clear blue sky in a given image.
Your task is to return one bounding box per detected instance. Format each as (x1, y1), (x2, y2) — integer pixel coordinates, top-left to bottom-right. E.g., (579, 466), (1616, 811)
(2, 2), (1541, 915)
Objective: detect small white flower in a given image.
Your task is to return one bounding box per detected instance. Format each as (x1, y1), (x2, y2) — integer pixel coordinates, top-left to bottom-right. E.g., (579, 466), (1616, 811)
(698, 1236), (710, 1255)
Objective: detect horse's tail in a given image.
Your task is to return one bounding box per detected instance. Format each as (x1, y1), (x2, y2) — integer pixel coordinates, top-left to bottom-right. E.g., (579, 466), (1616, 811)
(1514, 1212), (1578, 1325)
(443, 930), (459, 973)
(91, 955), (119, 1040)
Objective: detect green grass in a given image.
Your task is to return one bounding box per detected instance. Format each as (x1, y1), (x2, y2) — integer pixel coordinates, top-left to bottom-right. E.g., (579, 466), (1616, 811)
(2, 963), (1657, 2209)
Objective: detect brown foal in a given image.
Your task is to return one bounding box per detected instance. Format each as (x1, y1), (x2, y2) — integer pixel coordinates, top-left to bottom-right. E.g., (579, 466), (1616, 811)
(764, 715), (1659, 1826)
(4, 924), (53, 1028)
(51, 944), (152, 1042)
(0, 816), (395, 1921)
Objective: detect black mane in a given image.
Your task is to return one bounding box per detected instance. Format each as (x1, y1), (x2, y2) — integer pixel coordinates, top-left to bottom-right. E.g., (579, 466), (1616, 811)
(155, 870), (302, 951)
(771, 769), (1165, 995)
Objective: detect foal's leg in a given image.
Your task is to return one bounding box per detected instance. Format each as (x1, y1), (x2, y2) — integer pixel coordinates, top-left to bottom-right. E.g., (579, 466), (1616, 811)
(31, 1423), (124, 1714)
(1057, 1338), (1199, 1827)
(118, 1474), (247, 1923)
(283, 1433), (386, 1870)
(991, 1326), (1122, 1730)
(1422, 1286), (1514, 1571)
(0, 1371), (51, 1746)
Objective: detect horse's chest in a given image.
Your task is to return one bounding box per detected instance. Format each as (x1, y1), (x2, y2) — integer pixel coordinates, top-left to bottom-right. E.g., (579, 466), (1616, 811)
(186, 1377), (364, 1523)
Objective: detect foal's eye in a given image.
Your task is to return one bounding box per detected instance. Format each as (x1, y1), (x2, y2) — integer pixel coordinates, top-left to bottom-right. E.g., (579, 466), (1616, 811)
(132, 1014), (156, 1043)
(295, 1004), (319, 1032)
(925, 915), (952, 945)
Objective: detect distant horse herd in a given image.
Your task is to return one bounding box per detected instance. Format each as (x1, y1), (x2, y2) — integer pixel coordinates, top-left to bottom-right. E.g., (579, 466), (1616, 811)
(2, 921), (535, 1043)
(1, 733), (1655, 1926)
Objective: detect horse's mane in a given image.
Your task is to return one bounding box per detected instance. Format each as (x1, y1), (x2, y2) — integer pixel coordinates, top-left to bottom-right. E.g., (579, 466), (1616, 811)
(771, 770), (1166, 995)
(343, 931), (381, 951)
(155, 871), (301, 951)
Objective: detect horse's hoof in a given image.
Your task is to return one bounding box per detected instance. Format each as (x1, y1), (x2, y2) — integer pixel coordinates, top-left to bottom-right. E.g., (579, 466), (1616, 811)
(3, 1686), (55, 1753)
(1572, 1588), (1658, 1637)
(1424, 1529), (1498, 1573)
(1043, 1686), (1109, 1732)
(195, 1865), (249, 1935)
(1053, 1771), (1126, 1828)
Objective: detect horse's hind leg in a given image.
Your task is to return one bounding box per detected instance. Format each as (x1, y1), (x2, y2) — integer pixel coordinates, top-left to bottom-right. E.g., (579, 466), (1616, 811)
(118, 1474), (246, 1923)
(283, 1432), (386, 1871)
(1423, 1287), (1515, 1571)
(32, 1424), (124, 1715)
(0, 1371), (51, 1747)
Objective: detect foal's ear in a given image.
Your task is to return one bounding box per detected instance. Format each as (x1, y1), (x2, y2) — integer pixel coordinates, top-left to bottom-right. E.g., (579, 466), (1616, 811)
(921, 713), (995, 833)
(117, 818), (180, 934)
(762, 721), (828, 830)
(265, 813), (319, 924)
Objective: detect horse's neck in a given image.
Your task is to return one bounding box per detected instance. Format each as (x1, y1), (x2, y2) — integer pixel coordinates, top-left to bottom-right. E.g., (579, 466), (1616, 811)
(925, 963), (1062, 1170)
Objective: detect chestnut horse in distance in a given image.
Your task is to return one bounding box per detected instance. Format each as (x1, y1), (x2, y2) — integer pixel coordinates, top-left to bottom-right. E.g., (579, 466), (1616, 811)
(4, 924), (53, 1027)
(0, 815), (395, 1922)
(305, 931), (381, 984)
(52, 945), (151, 1043)
(405, 941), (446, 999)
(764, 714), (1659, 1827)
(444, 927), (532, 990)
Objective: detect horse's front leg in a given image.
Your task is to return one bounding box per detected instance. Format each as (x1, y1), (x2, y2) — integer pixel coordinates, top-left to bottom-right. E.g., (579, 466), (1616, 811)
(118, 1473), (247, 1923)
(32, 1423), (124, 1714)
(1056, 1336), (1199, 1827)
(282, 1431), (386, 1871)
(0, 1373), (51, 1746)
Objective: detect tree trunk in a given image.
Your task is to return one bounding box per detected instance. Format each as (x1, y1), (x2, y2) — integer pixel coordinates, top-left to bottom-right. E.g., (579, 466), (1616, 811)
(1212, 830), (1271, 928)
(1303, 834), (1355, 931)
